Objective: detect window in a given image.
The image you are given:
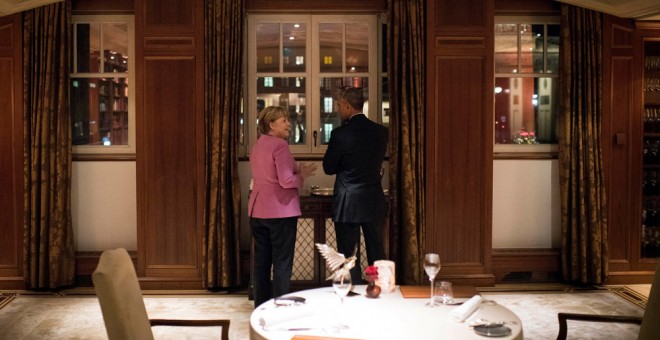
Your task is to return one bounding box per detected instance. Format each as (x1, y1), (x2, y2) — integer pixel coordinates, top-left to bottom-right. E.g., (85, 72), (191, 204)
(70, 15), (135, 154)
(494, 17), (559, 152)
(246, 14), (384, 155)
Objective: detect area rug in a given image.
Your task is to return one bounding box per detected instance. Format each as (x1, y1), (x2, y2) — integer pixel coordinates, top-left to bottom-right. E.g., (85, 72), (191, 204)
(482, 290), (644, 340)
(607, 286), (649, 309)
(0, 293), (17, 312)
(0, 294), (253, 339)
(0, 289), (646, 340)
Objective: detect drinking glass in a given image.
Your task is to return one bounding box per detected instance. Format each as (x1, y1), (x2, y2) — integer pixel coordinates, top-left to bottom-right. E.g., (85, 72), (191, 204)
(332, 271), (352, 304)
(423, 253), (441, 307)
(435, 281), (455, 304)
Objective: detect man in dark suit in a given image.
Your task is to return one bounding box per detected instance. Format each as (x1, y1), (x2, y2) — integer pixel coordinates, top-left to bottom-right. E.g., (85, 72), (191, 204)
(323, 87), (388, 282)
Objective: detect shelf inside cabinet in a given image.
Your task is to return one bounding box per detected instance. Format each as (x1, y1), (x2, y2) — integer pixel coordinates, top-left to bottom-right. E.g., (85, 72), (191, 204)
(644, 97), (660, 106)
(644, 196), (660, 200)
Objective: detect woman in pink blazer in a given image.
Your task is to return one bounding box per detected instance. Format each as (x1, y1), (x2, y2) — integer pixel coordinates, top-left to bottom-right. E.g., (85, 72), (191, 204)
(249, 106), (316, 308)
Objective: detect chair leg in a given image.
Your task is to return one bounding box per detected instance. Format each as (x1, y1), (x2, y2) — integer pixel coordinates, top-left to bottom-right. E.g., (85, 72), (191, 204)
(557, 313), (568, 340)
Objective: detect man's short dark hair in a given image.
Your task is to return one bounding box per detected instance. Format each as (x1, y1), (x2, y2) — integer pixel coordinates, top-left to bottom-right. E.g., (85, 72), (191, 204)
(338, 87), (364, 111)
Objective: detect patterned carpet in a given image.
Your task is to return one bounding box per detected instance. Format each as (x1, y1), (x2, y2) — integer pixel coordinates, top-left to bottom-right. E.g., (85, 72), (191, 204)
(0, 293), (252, 339)
(481, 290), (644, 339)
(0, 286), (647, 340)
(0, 293), (17, 312)
(607, 286), (648, 309)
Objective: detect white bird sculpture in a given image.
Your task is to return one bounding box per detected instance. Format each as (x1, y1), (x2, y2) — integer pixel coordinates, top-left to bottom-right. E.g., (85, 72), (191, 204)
(315, 243), (357, 281)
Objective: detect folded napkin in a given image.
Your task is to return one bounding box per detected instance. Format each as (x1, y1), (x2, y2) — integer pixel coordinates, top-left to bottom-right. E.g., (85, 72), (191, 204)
(259, 305), (315, 330)
(450, 295), (482, 322)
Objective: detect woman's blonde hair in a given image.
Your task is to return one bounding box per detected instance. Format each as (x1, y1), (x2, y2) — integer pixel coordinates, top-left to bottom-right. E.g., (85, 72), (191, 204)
(257, 106), (288, 136)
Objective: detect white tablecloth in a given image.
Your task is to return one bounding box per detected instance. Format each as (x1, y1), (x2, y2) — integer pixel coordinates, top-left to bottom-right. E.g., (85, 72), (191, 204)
(250, 285), (523, 340)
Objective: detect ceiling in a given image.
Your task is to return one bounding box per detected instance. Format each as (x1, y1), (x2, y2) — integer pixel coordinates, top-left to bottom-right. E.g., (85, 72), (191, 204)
(2, 1), (659, 22)
(0, 0), (63, 17)
(557, 0), (660, 20)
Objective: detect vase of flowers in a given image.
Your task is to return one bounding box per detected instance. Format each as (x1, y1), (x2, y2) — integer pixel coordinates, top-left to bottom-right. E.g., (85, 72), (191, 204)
(365, 265), (381, 298)
(513, 129), (538, 144)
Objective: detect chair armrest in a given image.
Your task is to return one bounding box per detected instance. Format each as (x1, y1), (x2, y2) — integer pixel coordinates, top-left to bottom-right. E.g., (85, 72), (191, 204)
(557, 313), (642, 340)
(150, 319), (230, 340)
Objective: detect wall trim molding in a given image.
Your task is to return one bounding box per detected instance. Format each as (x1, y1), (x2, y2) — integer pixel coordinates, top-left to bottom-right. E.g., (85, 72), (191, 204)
(492, 248), (561, 283)
(76, 250), (228, 290)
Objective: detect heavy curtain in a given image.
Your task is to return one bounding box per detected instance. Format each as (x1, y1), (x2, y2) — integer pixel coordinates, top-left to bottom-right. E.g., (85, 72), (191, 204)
(22, 1), (75, 289)
(558, 4), (607, 285)
(388, 0), (426, 285)
(202, 0), (243, 289)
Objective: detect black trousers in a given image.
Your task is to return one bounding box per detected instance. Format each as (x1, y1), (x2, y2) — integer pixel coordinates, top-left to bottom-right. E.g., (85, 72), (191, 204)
(334, 220), (385, 283)
(250, 216), (297, 308)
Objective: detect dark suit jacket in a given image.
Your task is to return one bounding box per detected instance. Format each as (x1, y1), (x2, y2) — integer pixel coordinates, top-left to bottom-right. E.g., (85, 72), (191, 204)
(323, 114), (388, 223)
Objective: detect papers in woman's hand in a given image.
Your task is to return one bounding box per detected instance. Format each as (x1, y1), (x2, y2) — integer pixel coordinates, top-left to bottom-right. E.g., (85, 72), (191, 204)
(259, 305), (315, 330)
(450, 295), (482, 322)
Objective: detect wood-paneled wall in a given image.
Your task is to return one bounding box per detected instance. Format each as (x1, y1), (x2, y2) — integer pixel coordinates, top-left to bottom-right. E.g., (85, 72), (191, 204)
(426, 0), (495, 285)
(602, 14), (639, 281)
(245, 0), (385, 12)
(602, 17), (660, 284)
(0, 0), (625, 288)
(135, 0), (206, 289)
(0, 13), (23, 289)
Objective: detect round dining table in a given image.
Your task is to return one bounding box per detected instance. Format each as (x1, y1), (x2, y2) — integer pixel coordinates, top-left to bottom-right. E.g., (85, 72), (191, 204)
(249, 285), (523, 340)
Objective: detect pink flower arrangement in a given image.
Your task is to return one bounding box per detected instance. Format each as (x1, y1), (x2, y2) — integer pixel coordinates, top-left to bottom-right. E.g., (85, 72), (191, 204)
(514, 130), (537, 144)
(365, 265), (379, 281)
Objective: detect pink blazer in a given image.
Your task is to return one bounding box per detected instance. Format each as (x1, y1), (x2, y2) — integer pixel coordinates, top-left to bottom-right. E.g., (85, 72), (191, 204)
(248, 134), (303, 218)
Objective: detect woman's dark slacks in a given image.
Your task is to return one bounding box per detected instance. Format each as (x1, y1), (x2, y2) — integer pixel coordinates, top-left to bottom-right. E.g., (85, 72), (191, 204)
(250, 216), (297, 308)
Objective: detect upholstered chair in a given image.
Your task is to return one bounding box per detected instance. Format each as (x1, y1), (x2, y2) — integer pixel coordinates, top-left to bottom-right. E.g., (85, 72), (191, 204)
(557, 261), (660, 340)
(92, 248), (230, 340)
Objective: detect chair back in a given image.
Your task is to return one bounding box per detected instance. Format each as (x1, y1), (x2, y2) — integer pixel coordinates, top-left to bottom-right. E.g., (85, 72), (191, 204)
(92, 248), (154, 340)
(639, 261), (660, 340)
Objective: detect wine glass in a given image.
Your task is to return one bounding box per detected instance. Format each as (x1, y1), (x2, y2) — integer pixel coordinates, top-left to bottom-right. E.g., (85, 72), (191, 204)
(332, 271), (352, 304)
(423, 253), (441, 307)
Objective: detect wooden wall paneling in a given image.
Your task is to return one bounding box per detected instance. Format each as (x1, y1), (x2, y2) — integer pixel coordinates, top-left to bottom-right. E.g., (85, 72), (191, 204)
(136, 0), (205, 288)
(602, 14), (639, 279)
(0, 13), (23, 289)
(245, 0), (386, 12)
(433, 56), (486, 264)
(144, 0), (194, 28)
(142, 57), (199, 277)
(602, 16), (660, 284)
(140, 0), (199, 35)
(75, 250), (138, 286)
(492, 248), (560, 283)
(71, 0), (134, 14)
(494, 0), (560, 15)
(426, 0), (495, 285)
(607, 56), (635, 266)
(434, 0), (492, 37)
(428, 55), (494, 279)
(635, 23), (660, 276)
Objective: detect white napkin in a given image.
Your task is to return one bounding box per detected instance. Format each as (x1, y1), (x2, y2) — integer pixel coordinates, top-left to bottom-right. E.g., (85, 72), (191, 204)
(259, 305), (315, 330)
(450, 295), (482, 322)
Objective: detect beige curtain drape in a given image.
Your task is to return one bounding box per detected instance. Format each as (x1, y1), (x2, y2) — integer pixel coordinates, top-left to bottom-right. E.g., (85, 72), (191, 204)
(388, 0), (426, 285)
(22, 0), (75, 289)
(202, 0), (243, 289)
(558, 4), (608, 285)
